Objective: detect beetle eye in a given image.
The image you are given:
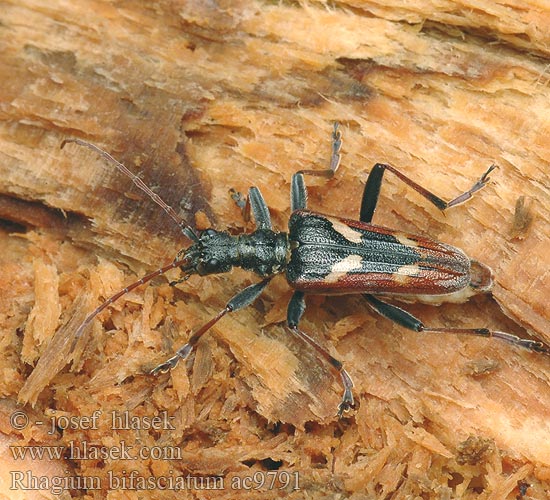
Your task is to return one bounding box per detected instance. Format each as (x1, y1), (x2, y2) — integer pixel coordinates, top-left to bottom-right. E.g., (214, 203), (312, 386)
(199, 258), (219, 274)
(202, 229), (217, 238)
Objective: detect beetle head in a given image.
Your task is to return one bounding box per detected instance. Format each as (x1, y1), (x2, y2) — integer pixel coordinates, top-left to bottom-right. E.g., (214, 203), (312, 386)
(181, 228), (236, 276)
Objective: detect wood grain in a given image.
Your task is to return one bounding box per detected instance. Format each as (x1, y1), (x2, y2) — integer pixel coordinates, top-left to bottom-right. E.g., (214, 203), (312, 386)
(1, 1), (549, 498)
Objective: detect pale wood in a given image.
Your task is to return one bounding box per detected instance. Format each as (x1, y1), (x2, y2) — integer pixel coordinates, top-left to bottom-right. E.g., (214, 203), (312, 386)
(1, 1), (549, 498)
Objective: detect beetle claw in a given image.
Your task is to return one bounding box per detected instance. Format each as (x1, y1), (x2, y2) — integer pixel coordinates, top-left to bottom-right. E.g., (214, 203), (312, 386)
(150, 354), (181, 375)
(337, 391), (355, 418)
(336, 377), (355, 418)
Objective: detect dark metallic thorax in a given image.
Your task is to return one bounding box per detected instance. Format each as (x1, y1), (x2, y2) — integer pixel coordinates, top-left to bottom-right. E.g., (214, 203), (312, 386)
(236, 229), (289, 276)
(191, 228), (289, 277)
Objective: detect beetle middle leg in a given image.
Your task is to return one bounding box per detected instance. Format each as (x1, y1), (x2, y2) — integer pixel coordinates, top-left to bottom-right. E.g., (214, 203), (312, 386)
(151, 278), (272, 374)
(364, 295), (550, 354)
(287, 179), (356, 414)
(287, 291), (354, 417)
(360, 162), (497, 223)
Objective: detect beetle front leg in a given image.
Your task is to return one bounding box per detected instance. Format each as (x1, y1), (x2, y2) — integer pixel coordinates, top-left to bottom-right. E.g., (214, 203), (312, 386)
(229, 186), (273, 230)
(229, 188), (251, 223)
(290, 122), (343, 211)
(296, 122), (342, 178)
(151, 278), (272, 374)
(360, 163), (498, 223)
(168, 247), (193, 287)
(365, 294), (550, 354)
(247, 187), (272, 230)
(287, 291), (355, 417)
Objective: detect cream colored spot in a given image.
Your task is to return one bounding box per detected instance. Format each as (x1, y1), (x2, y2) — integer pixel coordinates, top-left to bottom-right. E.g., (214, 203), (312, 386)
(328, 217), (363, 244)
(325, 255), (363, 283)
(387, 287), (476, 305)
(395, 233), (419, 248)
(394, 264), (420, 284)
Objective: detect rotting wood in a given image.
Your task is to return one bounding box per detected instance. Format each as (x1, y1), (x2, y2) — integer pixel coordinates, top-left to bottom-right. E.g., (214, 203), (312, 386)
(1, 1), (549, 498)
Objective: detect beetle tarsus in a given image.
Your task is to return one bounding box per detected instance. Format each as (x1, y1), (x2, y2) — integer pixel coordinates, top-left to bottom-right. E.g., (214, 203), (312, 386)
(337, 398), (354, 418)
(492, 331), (550, 354)
(337, 369), (355, 418)
(480, 164), (498, 182)
(528, 341), (550, 354)
(296, 122), (342, 178)
(447, 163), (499, 207)
(150, 342), (195, 375)
(150, 354), (181, 375)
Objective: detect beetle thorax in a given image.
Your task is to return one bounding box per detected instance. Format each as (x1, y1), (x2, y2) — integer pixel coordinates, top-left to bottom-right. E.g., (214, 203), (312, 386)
(184, 228), (289, 277)
(236, 229), (290, 276)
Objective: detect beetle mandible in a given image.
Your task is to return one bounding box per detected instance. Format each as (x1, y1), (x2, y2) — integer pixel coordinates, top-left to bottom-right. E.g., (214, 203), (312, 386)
(62, 123), (549, 416)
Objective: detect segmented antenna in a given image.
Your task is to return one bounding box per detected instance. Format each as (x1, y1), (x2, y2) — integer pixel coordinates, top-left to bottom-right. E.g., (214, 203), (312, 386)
(71, 258), (190, 350)
(60, 139), (199, 241)
(60, 138), (198, 351)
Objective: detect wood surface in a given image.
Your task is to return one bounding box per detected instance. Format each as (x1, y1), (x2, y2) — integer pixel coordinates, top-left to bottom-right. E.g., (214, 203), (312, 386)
(0, 1), (549, 498)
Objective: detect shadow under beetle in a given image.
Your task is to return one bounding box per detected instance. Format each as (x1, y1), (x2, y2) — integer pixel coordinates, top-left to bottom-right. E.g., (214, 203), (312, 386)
(62, 123), (549, 416)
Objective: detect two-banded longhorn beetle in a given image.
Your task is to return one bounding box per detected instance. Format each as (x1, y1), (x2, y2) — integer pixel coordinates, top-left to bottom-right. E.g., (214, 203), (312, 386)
(61, 123), (549, 416)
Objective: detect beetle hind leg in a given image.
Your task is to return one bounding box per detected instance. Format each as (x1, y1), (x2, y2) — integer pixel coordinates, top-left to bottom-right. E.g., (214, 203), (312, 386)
(287, 291), (355, 417)
(365, 294), (550, 354)
(360, 163), (498, 223)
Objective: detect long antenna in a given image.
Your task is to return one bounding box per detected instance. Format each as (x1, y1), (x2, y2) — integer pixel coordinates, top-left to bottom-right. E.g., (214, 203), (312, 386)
(60, 138), (200, 353)
(60, 138), (198, 241)
(71, 258), (190, 351)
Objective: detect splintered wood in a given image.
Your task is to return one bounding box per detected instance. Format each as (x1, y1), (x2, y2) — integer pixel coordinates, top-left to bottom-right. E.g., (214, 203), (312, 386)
(0, 1), (549, 498)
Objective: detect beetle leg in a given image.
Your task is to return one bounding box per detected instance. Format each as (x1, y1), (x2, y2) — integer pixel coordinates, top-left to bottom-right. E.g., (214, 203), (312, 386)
(290, 172), (308, 211)
(296, 122), (342, 178)
(360, 163), (498, 223)
(248, 187), (272, 230)
(229, 188), (251, 222)
(151, 278), (272, 375)
(287, 291), (355, 417)
(365, 294), (550, 354)
(290, 123), (343, 211)
(229, 187), (272, 230)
